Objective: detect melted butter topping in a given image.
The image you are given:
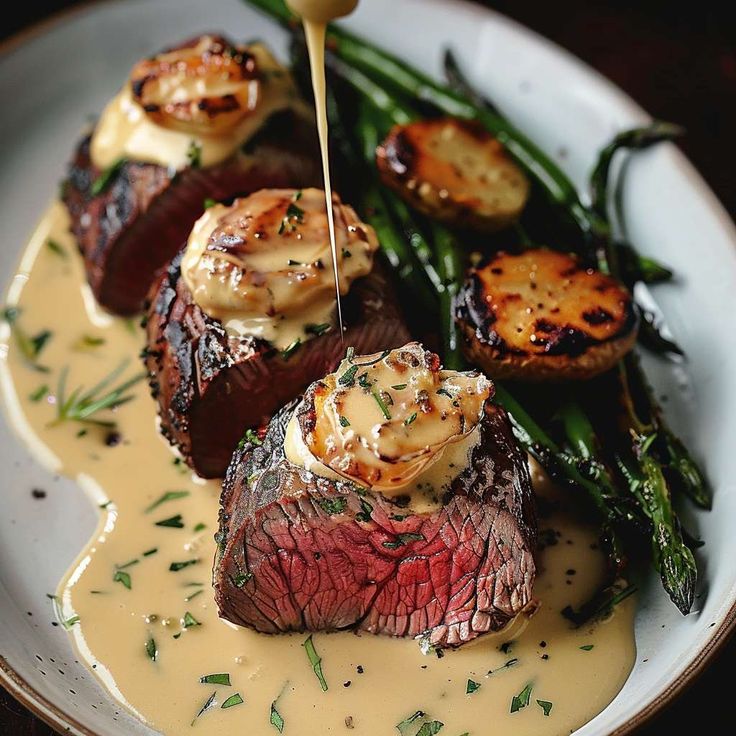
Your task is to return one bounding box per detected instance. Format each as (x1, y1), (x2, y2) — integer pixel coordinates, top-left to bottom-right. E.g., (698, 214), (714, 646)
(179, 188), (377, 349)
(90, 39), (302, 170)
(300, 342), (492, 493)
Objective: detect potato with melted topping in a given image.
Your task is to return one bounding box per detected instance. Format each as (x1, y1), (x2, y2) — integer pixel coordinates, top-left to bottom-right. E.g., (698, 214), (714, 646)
(376, 118), (529, 232)
(456, 249), (638, 381)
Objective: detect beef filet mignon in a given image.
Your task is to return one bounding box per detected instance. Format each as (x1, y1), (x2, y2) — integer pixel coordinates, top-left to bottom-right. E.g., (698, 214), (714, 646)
(63, 112), (319, 316)
(214, 393), (537, 648)
(144, 257), (410, 478)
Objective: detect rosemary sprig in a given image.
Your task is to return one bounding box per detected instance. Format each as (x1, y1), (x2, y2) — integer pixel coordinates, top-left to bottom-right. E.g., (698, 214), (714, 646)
(49, 361), (145, 428)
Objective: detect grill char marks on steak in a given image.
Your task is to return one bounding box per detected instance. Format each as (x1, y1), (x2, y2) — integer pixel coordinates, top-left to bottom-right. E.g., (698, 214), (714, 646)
(214, 395), (537, 648)
(144, 257), (410, 479)
(62, 111), (319, 315)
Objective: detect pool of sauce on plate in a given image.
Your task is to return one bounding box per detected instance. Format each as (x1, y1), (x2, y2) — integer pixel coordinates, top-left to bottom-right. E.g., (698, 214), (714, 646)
(0, 203), (636, 735)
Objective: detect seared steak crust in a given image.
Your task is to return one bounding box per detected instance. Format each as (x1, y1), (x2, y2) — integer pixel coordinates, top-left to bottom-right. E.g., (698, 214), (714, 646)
(63, 112), (319, 315)
(144, 257), (410, 478)
(214, 396), (536, 648)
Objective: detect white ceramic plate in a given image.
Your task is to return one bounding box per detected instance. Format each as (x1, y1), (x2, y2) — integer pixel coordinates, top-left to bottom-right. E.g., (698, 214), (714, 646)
(1, 0), (735, 734)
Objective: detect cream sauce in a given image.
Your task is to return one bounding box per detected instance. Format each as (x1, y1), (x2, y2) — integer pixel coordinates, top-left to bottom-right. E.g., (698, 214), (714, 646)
(0, 204), (637, 736)
(179, 189), (377, 350)
(91, 43), (302, 171)
(285, 0), (360, 340)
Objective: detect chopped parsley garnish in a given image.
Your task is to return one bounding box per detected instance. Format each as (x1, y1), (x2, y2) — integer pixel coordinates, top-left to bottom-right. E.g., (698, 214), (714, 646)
(192, 691), (217, 724)
(488, 658), (518, 675)
(404, 413), (417, 426)
(29, 384), (49, 402)
(436, 388), (453, 399)
(382, 532), (425, 549)
(242, 428), (263, 447)
(270, 701), (285, 732)
(391, 384), (407, 390)
(187, 141), (202, 168)
(62, 614), (80, 629)
(142, 548), (158, 557)
(338, 364), (359, 386)
(317, 497), (347, 515)
(353, 349), (390, 367)
(193, 522), (207, 532)
(74, 334), (105, 350)
(281, 339), (301, 360)
(221, 693), (244, 709)
(185, 589), (203, 602)
(113, 570), (131, 589)
(145, 490), (189, 513)
(579, 644), (594, 651)
(170, 559), (200, 572)
(203, 198), (216, 209)
(3, 307), (52, 371)
(232, 571), (253, 588)
(396, 711), (426, 736)
(200, 673), (231, 686)
(183, 611), (201, 628)
(278, 197), (305, 234)
(339, 415), (350, 427)
(47, 594), (80, 629)
(358, 372), (372, 390)
(510, 683), (533, 713)
(90, 157), (126, 196)
(305, 323), (331, 336)
(46, 239), (68, 259)
(416, 723), (444, 736)
(372, 390), (392, 420)
(303, 634), (328, 691)
(155, 514), (185, 528)
(536, 699), (553, 716)
(466, 679), (481, 694)
(356, 499), (373, 522)
(145, 636), (157, 662)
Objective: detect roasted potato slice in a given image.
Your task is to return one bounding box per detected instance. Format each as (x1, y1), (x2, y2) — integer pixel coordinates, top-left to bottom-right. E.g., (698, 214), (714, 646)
(376, 118), (529, 232)
(456, 249), (638, 381)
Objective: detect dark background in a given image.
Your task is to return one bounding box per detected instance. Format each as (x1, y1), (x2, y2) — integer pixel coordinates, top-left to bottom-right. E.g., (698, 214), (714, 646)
(1, 0), (734, 733)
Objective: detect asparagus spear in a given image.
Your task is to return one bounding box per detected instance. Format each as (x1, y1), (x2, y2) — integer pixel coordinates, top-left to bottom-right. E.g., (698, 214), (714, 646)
(430, 224), (464, 370)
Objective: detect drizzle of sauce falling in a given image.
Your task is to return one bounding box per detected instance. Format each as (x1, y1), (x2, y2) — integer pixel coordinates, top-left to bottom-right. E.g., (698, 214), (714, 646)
(286, 0), (359, 341)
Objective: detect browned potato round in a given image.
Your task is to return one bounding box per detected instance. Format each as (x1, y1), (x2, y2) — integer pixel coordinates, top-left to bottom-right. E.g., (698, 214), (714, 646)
(456, 249), (638, 381)
(376, 117), (530, 232)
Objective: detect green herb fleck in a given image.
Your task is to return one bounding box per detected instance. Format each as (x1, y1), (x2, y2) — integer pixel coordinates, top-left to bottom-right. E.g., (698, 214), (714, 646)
(372, 390), (392, 420)
(155, 514), (185, 529)
(115, 558), (138, 570)
(145, 636), (157, 662)
(183, 611), (201, 628)
(281, 339), (301, 360)
(46, 239), (68, 259)
(91, 158), (126, 196)
(145, 490), (189, 513)
(404, 413), (417, 426)
(30, 384), (49, 402)
(396, 711), (425, 736)
(270, 701), (285, 733)
(62, 614), (80, 629)
(192, 691), (217, 725)
(338, 364), (359, 386)
(356, 499), (373, 523)
(303, 635), (328, 691)
(391, 384), (407, 390)
(416, 722), (444, 736)
(185, 589), (203, 602)
(383, 532), (424, 549)
(203, 198), (216, 209)
(510, 683), (533, 713)
(232, 571), (253, 588)
(339, 415), (350, 428)
(170, 559), (199, 572)
(317, 497), (347, 515)
(436, 388), (453, 399)
(466, 679), (481, 694)
(579, 644), (594, 651)
(305, 323), (331, 336)
(193, 522), (206, 533)
(73, 334), (105, 350)
(200, 673), (230, 686)
(51, 362), (145, 429)
(113, 570), (131, 589)
(536, 699), (553, 716)
(187, 141), (202, 168)
(221, 693), (244, 709)
(142, 548), (158, 557)
(3, 307), (52, 371)
(488, 658), (518, 676)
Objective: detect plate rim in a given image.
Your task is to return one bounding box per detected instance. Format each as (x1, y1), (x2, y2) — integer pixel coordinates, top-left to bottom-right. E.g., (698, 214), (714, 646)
(0, 1), (734, 734)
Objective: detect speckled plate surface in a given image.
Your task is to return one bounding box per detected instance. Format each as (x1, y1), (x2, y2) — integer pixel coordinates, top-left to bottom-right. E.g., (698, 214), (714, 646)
(1, 0), (736, 734)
